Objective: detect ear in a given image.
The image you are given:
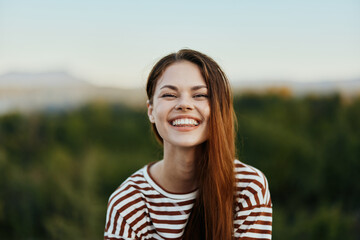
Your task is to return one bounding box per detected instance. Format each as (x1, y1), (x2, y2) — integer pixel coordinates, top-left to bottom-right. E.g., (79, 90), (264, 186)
(147, 100), (155, 123)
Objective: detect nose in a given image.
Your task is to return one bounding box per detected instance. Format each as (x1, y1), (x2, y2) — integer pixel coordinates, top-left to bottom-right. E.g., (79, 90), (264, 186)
(175, 96), (193, 111)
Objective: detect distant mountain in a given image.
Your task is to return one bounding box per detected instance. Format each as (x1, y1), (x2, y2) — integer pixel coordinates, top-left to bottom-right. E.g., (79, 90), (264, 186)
(0, 71), (90, 88)
(0, 71), (359, 115)
(0, 71), (146, 115)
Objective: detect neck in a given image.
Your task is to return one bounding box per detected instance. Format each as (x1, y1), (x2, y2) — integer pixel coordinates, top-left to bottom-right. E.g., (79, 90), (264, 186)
(151, 142), (204, 193)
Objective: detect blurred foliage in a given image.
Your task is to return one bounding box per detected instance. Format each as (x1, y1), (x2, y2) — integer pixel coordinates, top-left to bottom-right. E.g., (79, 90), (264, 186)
(0, 94), (359, 239)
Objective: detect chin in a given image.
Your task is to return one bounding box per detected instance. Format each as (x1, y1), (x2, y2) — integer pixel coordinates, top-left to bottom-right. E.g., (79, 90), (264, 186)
(169, 139), (207, 148)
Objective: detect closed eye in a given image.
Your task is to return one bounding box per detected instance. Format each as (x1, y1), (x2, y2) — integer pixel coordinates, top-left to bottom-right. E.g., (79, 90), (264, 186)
(161, 93), (177, 98)
(193, 94), (208, 98)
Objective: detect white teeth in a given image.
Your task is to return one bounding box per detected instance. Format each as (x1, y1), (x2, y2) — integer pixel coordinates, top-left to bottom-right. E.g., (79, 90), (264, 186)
(171, 118), (199, 126)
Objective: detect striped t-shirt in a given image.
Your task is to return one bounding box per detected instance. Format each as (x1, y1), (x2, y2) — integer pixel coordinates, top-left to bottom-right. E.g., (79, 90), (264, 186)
(104, 159), (272, 240)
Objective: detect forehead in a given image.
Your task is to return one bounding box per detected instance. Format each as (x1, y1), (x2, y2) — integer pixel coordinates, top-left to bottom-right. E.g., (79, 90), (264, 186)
(156, 61), (206, 89)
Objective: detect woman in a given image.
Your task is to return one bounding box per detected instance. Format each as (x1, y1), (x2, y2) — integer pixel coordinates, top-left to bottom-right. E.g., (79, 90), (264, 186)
(104, 49), (272, 240)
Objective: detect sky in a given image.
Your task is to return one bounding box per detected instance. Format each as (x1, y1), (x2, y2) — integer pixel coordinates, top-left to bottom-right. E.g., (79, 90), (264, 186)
(0, 0), (359, 89)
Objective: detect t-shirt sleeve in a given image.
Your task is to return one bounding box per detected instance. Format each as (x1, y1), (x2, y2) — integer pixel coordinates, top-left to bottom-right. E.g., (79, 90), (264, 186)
(104, 209), (137, 240)
(233, 171), (273, 240)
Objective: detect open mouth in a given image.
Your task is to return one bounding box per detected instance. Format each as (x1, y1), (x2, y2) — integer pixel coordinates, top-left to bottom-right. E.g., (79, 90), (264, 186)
(169, 118), (200, 127)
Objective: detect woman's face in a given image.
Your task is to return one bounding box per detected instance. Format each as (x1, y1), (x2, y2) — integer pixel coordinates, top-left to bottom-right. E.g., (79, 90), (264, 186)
(147, 61), (210, 148)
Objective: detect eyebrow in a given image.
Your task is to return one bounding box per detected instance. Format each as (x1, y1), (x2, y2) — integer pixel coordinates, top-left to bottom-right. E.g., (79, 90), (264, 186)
(160, 85), (207, 91)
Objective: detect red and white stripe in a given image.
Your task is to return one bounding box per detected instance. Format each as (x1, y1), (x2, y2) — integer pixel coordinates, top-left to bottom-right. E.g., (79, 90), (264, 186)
(233, 161), (272, 239)
(104, 159), (272, 240)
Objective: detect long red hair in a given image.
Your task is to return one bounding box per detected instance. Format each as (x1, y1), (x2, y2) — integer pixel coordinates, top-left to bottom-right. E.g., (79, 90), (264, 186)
(146, 49), (236, 239)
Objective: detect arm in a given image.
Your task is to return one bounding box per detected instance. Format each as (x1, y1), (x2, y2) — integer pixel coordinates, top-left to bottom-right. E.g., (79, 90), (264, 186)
(234, 175), (272, 239)
(104, 210), (138, 240)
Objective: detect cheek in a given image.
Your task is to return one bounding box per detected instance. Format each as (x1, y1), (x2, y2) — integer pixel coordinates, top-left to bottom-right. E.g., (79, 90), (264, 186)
(152, 104), (169, 123)
(202, 103), (211, 120)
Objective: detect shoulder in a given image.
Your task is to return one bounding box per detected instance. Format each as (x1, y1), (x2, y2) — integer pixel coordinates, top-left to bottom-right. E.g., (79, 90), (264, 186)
(106, 166), (153, 213)
(108, 167), (149, 204)
(234, 159), (272, 208)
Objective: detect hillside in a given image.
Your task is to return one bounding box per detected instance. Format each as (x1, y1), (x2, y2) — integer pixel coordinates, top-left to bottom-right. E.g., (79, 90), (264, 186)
(0, 71), (146, 114)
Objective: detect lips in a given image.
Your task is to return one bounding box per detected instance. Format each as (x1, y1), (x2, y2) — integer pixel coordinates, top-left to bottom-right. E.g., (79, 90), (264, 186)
(169, 117), (201, 127)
